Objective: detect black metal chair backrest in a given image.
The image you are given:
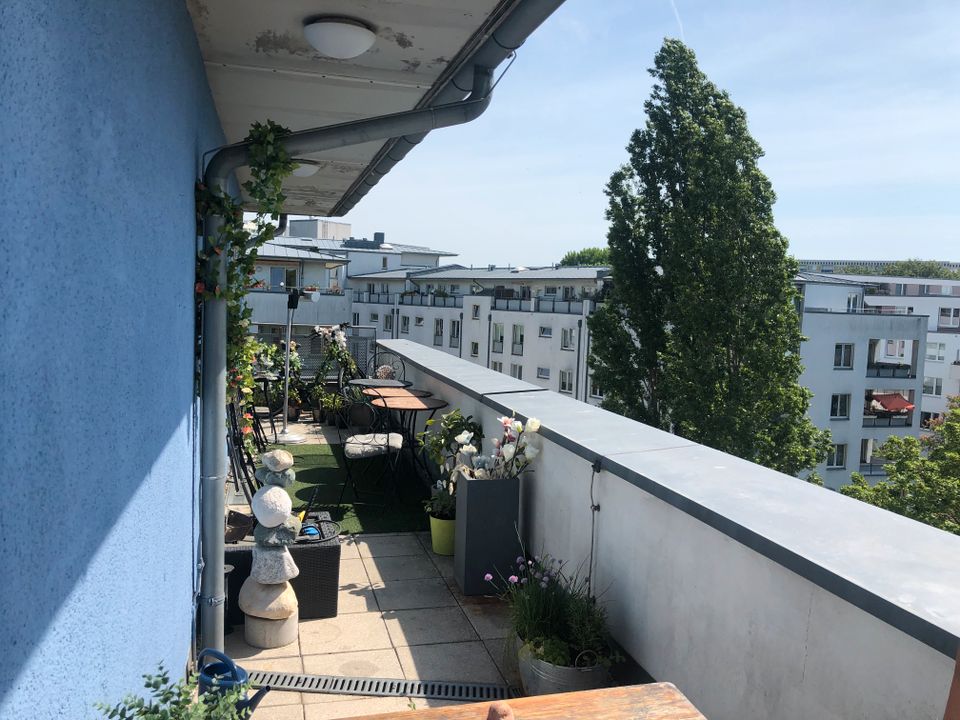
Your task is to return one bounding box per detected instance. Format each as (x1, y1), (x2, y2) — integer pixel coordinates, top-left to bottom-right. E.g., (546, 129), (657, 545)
(227, 401), (261, 504)
(366, 350), (406, 383)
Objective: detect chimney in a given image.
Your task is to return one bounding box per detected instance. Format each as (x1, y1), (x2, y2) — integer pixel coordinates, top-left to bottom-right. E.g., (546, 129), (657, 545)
(373, 232), (385, 246)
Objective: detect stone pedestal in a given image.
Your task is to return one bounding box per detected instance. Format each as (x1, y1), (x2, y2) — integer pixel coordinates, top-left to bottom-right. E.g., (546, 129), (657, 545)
(244, 609), (299, 649)
(242, 449), (300, 648)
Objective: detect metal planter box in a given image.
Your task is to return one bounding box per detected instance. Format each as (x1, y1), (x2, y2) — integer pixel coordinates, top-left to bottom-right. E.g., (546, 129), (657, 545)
(454, 474), (521, 595)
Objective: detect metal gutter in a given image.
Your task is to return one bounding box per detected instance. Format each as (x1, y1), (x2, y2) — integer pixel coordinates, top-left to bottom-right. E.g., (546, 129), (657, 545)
(331, 0), (566, 216)
(198, 67), (493, 652)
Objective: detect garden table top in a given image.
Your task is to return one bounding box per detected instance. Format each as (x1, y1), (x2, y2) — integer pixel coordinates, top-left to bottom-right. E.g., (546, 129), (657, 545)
(349, 378), (406, 389)
(338, 684), (706, 720)
(362, 387), (433, 398)
(369, 394), (447, 411)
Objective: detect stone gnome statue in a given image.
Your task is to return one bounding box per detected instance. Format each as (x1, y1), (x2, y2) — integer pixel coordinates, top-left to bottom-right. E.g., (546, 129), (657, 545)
(239, 449), (301, 648)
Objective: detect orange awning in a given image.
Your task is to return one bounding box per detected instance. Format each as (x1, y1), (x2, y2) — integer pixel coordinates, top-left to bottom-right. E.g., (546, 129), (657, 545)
(873, 393), (915, 412)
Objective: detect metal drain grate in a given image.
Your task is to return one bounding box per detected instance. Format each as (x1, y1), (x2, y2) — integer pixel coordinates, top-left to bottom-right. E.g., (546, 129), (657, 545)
(248, 670), (515, 701)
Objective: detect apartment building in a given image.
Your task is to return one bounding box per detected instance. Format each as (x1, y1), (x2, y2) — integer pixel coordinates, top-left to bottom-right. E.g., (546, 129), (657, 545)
(799, 258), (960, 274)
(797, 273), (927, 487)
(836, 274), (960, 425)
(351, 265), (607, 405)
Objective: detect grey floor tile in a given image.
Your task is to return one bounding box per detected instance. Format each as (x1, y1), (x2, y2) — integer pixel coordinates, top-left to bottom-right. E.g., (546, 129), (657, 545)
(363, 554), (440, 583)
(372, 577), (457, 611)
(395, 641), (504, 684)
(301, 648), (404, 681)
(356, 534), (426, 558)
(382, 606), (477, 647)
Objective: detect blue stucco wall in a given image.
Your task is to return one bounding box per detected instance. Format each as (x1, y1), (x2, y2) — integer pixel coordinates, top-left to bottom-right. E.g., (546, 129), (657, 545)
(0, 2), (223, 717)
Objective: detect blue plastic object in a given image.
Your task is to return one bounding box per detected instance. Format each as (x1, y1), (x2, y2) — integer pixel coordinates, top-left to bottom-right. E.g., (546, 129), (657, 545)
(197, 648), (269, 716)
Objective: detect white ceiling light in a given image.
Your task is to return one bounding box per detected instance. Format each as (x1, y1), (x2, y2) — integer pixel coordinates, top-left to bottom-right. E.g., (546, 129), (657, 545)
(291, 161), (320, 178)
(303, 17), (376, 59)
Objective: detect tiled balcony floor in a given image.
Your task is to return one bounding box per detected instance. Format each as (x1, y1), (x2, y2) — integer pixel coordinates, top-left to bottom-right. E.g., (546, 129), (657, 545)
(224, 532), (517, 720)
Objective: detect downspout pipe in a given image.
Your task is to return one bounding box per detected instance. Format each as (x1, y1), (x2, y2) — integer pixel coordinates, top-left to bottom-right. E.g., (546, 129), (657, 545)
(198, 67), (493, 652)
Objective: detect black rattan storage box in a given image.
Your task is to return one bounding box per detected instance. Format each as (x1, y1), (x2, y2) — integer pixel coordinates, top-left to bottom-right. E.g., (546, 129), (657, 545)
(225, 513), (341, 625)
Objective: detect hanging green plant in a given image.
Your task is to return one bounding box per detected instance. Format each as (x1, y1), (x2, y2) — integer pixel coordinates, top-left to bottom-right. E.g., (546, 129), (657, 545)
(195, 120), (295, 443)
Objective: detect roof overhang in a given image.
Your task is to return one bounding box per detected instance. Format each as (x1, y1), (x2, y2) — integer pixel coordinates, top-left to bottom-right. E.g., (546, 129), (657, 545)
(187, 0), (563, 216)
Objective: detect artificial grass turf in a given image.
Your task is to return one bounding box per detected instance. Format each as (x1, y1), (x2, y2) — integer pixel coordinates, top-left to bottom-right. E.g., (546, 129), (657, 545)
(269, 442), (429, 535)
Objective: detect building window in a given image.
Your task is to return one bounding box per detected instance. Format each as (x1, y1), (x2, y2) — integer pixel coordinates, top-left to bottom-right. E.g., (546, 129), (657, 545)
(415, 316), (424, 327)
(558, 370), (573, 393)
(510, 363), (522, 379)
(589, 377), (604, 399)
(826, 443), (847, 469)
(561, 328), (575, 351)
(450, 319), (461, 347)
(539, 326), (552, 338)
(400, 315), (410, 334)
(512, 324), (524, 355)
(562, 286), (575, 300)
(544, 286), (557, 297)
(833, 343), (853, 369)
(351, 312), (360, 327)
(492, 323), (504, 353)
(939, 307), (960, 328)
(491, 360), (503, 373)
(270, 266), (297, 290)
(926, 342), (946, 361)
(450, 284), (460, 295)
(433, 318), (444, 346)
(384, 314), (393, 332)
(470, 341), (479, 357)
(846, 293), (861, 312)
(884, 339), (905, 358)
(369, 313), (379, 323)
(472, 304), (480, 320)
(367, 282), (376, 294)
(382, 257), (388, 269)
(829, 393), (850, 419)
(921, 411), (943, 428)
(923, 376), (943, 396)
(537, 367), (550, 380)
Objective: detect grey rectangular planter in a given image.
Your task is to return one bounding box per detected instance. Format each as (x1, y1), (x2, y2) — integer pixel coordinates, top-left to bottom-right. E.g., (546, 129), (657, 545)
(454, 474), (521, 595)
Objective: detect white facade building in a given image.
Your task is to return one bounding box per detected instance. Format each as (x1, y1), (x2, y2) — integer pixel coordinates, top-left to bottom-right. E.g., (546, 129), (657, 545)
(797, 273), (927, 487)
(835, 274), (960, 424)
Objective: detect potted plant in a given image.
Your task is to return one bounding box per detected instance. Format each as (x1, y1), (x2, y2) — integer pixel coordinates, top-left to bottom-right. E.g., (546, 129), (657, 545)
(418, 410), (484, 556)
(98, 665), (262, 718)
(447, 415), (541, 595)
(486, 555), (619, 696)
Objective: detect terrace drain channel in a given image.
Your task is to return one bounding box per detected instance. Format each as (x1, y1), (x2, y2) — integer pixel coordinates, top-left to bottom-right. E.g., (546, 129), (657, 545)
(247, 670), (515, 701)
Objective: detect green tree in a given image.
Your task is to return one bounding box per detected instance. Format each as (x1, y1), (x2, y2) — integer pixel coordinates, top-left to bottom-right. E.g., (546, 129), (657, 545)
(841, 397), (960, 534)
(559, 247), (610, 267)
(588, 39), (830, 475)
(837, 259), (958, 279)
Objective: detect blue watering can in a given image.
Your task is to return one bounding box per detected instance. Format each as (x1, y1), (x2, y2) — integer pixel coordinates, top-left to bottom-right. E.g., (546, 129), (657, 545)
(197, 648), (270, 717)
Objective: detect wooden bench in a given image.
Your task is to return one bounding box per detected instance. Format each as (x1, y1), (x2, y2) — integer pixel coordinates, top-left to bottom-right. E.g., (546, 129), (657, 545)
(340, 683), (706, 720)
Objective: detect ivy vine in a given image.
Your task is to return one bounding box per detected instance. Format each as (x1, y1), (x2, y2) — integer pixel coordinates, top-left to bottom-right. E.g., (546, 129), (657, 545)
(196, 120), (295, 440)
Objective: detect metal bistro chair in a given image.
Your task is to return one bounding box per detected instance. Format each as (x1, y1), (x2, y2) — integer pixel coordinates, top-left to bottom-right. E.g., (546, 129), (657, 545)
(227, 400), (261, 505)
(333, 385), (404, 507)
(366, 350), (407, 384)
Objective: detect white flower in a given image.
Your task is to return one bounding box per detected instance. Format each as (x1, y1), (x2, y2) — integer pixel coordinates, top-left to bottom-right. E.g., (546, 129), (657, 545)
(523, 444), (540, 461)
(460, 444), (478, 456)
(501, 443), (516, 461)
(474, 468), (489, 480)
(314, 325), (321, 333)
(525, 418), (541, 433)
(454, 430), (474, 445)
(512, 420), (524, 433)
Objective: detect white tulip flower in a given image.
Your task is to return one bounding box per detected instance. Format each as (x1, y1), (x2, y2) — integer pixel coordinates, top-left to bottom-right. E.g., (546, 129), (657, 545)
(501, 443), (516, 461)
(525, 418), (541, 433)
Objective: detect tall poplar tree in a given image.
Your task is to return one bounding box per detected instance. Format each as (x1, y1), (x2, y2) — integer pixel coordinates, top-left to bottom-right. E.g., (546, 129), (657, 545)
(589, 39), (830, 475)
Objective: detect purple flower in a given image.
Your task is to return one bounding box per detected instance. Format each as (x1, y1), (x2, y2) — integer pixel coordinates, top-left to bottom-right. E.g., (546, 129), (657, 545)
(508, 575), (519, 584)
(483, 573), (493, 582)
(516, 556), (525, 565)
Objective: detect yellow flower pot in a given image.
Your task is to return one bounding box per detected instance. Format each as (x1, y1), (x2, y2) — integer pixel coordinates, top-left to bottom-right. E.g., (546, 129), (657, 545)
(429, 515), (456, 556)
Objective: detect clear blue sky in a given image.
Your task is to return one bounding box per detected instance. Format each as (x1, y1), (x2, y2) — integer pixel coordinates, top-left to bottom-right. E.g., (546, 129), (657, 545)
(337, 0), (960, 267)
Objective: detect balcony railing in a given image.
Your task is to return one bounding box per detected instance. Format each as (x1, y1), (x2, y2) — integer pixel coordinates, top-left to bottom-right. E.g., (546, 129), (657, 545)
(491, 297), (587, 314)
(353, 291), (395, 304)
(449, 336), (461, 349)
(492, 340), (504, 353)
(398, 293), (463, 308)
(433, 334), (443, 346)
(863, 414), (913, 427)
(859, 461), (888, 476)
(376, 338), (960, 720)
(866, 364), (916, 379)
(511, 341), (524, 356)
